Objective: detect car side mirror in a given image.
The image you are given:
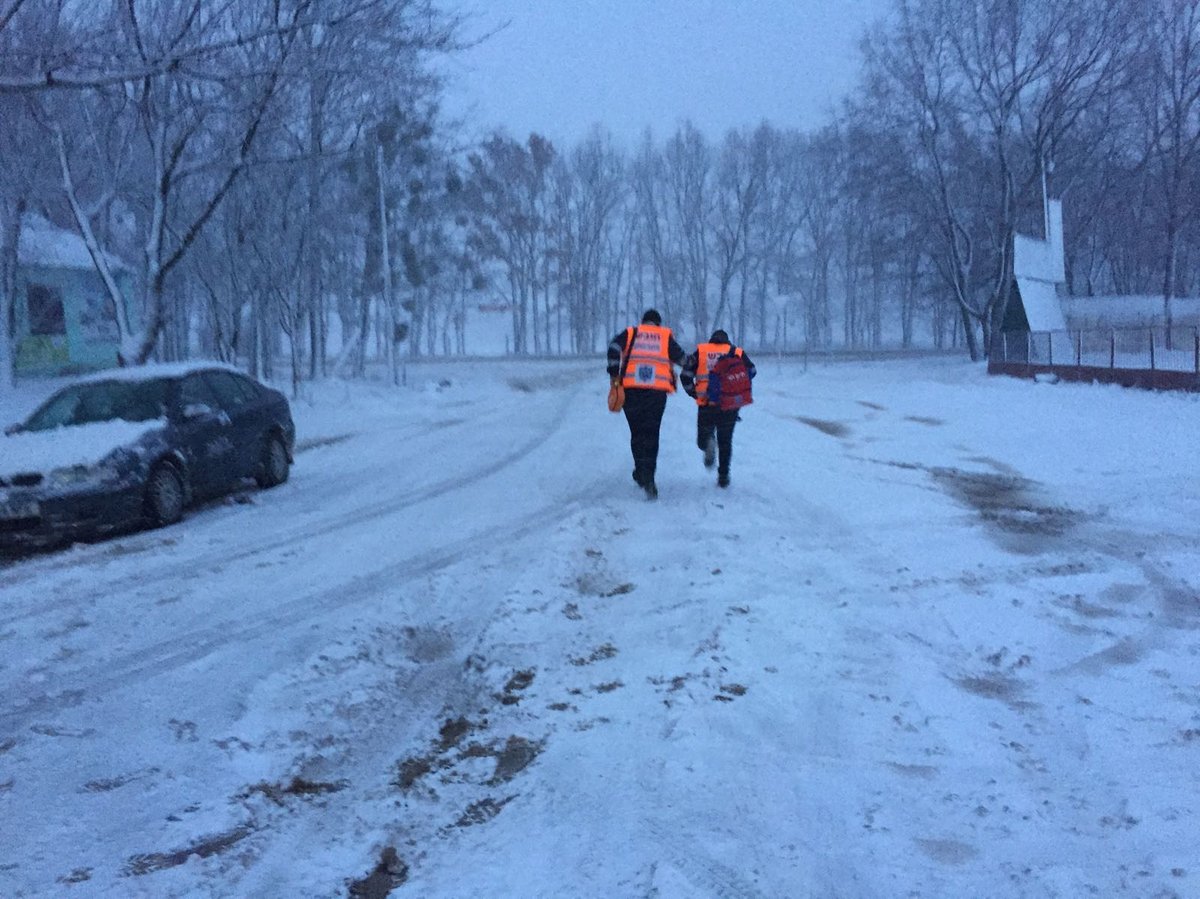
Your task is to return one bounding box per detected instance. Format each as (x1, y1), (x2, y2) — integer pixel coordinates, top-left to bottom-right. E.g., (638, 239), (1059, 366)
(182, 403), (228, 425)
(183, 403), (214, 420)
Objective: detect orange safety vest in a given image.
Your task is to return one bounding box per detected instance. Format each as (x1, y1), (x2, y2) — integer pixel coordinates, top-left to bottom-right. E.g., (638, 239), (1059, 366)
(621, 324), (676, 392)
(693, 343), (742, 406)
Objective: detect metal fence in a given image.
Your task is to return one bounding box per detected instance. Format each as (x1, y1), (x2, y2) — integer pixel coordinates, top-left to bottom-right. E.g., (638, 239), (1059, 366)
(995, 326), (1200, 373)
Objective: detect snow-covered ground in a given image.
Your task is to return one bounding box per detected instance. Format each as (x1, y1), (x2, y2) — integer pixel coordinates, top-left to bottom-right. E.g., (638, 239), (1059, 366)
(1, 357), (1198, 898)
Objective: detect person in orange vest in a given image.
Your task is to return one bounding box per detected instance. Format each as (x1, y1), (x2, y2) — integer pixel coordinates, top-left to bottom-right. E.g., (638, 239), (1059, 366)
(606, 309), (687, 499)
(681, 329), (756, 488)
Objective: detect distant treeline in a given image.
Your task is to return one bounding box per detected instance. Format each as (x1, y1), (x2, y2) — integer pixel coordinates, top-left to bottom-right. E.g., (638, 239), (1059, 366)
(1, 1), (1195, 388)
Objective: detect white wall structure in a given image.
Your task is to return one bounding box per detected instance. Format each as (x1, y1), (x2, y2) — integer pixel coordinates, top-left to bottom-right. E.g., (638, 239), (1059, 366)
(1011, 199), (1068, 332)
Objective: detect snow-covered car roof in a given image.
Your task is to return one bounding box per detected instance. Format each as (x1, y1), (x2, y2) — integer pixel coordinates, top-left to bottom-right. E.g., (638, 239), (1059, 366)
(74, 360), (247, 385)
(0, 419), (166, 478)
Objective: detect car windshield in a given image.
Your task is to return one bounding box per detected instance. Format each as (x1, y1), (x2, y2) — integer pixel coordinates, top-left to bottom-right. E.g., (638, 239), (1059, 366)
(23, 379), (170, 432)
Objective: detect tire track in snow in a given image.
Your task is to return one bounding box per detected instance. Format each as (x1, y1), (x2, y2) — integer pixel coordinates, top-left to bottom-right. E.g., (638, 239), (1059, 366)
(0, 377), (585, 628)
(0, 478), (610, 734)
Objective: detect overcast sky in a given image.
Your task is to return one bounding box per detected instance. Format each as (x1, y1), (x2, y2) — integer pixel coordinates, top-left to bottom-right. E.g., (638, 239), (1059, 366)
(444, 0), (892, 149)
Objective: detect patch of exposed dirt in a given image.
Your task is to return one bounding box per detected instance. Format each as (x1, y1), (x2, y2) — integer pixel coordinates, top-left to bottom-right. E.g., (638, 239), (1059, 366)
(81, 767), (161, 793)
(905, 415), (944, 426)
(796, 416), (851, 438)
(954, 674), (1028, 708)
(349, 846), (408, 898)
(717, 683), (747, 700)
(648, 674), (693, 693)
(491, 736), (543, 784)
(572, 717), (610, 732)
(393, 755), (435, 791)
(437, 716), (473, 751)
(852, 455), (925, 472)
(393, 713), (543, 798)
(574, 573), (635, 598)
(455, 796), (514, 827)
(931, 467), (1077, 552)
(857, 400), (887, 411)
(244, 776), (347, 805)
(570, 643), (618, 666)
(56, 868), (92, 885)
(123, 825), (254, 876)
(499, 669), (536, 705)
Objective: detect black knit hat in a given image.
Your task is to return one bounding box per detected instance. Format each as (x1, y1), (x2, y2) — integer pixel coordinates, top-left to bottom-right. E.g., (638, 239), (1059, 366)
(641, 308), (662, 325)
(710, 329), (730, 343)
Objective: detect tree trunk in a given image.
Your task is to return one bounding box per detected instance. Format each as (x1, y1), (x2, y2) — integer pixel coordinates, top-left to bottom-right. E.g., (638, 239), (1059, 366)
(0, 198), (23, 391)
(959, 303), (980, 360)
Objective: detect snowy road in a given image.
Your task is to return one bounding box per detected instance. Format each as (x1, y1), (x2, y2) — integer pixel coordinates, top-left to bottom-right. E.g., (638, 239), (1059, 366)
(1, 358), (1198, 898)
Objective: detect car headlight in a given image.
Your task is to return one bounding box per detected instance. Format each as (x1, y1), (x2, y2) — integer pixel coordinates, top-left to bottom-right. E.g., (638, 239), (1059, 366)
(47, 450), (130, 488)
(47, 463), (105, 487)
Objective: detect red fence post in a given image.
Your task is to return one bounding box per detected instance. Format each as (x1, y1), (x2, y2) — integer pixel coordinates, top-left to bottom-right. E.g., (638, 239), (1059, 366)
(1194, 327), (1199, 375)
(1149, 328), (1155, 371)
(1110, 330), (1115, 369)
(1048, 331), (1053, 366)
(1076, 330), (1082, 366)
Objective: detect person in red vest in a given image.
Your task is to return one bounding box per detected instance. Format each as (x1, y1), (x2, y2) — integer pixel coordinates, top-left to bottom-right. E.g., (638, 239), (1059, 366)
(606, 309), (687, 499)
(681, 329), (756, 488)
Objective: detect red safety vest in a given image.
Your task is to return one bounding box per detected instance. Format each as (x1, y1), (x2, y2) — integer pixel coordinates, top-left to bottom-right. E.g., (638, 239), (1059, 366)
(621, 325), (677, 392)
(693, 343), (741, 406)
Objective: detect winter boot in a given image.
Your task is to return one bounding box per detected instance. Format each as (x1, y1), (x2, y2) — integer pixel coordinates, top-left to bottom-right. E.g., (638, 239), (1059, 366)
(643, 479), (658, 500)
(703, 435), (716, 469)
(717, 472), (730, 488)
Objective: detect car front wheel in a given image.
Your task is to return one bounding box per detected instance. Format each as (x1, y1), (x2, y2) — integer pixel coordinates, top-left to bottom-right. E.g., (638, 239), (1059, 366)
(144, 464), (185, 528)
(257, 433), (290, 488)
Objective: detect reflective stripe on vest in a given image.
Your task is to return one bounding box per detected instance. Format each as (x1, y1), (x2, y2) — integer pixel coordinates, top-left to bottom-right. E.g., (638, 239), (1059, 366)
(694, 343), (741, 406)
(621, 324), (676, 392)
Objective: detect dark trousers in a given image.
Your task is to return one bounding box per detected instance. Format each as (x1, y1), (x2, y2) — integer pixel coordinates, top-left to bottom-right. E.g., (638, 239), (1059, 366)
(622, 388), (668, 485)
(697, 405), (739, 476)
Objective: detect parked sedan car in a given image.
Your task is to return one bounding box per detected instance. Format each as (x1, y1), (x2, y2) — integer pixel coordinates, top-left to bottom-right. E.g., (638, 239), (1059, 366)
(0, 362), (294, 547)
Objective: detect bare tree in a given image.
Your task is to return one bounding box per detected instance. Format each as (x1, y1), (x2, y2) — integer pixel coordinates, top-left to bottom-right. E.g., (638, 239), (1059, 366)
(549, 128), (626, 353)
(464, 132), (556, 354)
(711, 127), (765, 333)
(1136, 1), (1200, 337)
